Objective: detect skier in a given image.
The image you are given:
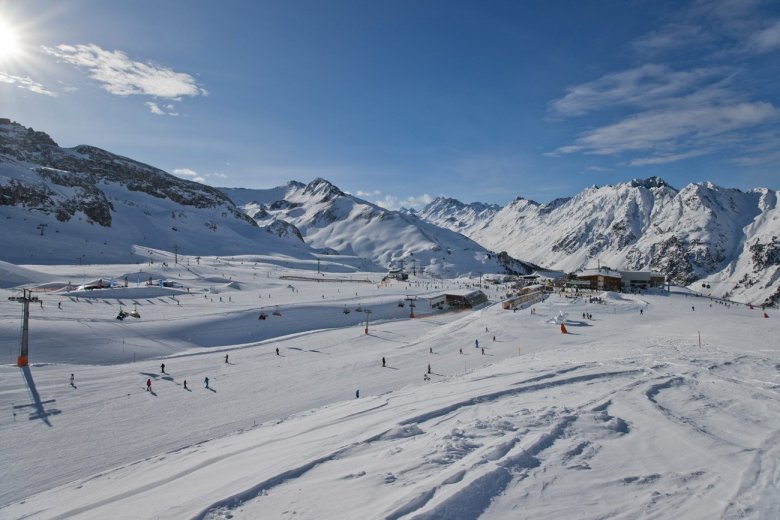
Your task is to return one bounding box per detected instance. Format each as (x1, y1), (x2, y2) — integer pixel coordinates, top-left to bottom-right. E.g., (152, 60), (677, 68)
(355, 389), (360, 398)
(146, 378), (152, 392)
(481, 347), (485, 355)
(427, 363), (431, 374)
(276, 347), (280, 356)
(492, 335), (496, 342)
(692, 306), (695, 311)
(485, 326), (489, 332)
(183, 380), (188, 390)
(70, 373), (74, 386)
(640, 309), (644, 316)
(225, 354), (229, 364)
(429, 347), (433, 354)
(58, 302), (62, 309)
(161, 363), (165, 373)
(204, 377), (210, 389)
(459, 348), (463, 355)
(475, 339), (479, 349)
(382, 356), (386, 367)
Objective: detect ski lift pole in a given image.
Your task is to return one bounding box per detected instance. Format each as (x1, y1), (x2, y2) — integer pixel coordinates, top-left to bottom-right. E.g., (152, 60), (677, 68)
(405, 296), (417, 318)
(8, 289), (38, 367)
(364, 309), (372, 334)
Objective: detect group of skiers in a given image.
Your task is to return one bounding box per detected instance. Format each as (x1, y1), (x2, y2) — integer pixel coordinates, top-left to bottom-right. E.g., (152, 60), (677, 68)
(141, 355), (229, 393)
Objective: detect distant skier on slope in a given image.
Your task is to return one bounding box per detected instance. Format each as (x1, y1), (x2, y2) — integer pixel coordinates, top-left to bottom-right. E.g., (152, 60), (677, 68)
(225, 354), (229, 364)
(204, 377), (210, 389)
(183, 380), (188, 390)
(160, 363), (165, 374)
(146, 379), (152, 392)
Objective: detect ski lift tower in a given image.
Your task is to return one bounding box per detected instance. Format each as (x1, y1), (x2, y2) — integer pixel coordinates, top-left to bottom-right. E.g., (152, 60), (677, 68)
(404, 296), (417, 318)
(8, 289), (38, 367)
(364, 309), (372, 334)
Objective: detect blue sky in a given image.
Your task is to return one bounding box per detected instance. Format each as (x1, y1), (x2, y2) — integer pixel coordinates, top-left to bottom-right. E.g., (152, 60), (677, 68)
(1, 0), (778, 208)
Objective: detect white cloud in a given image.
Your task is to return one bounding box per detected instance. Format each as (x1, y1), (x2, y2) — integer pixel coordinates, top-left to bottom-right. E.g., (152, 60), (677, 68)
(172, 168), (228, 184)
(172, 168), (205, 183)
(145, 101), (178, 116)
(145, 101), (165, 115)
(371, 193), (433, 211)
(556, 102), (775, 158)
(549, 64), (726, 117)
(0, 72), (56, 96)
(628, 149), (712, 166)
(355, 190), (382, 197)
(747, 18), (780, 53)
(549, 58), (777, 165)
(585, 166), (612, 172)
(633, 24), (714, 54)
(41, 43), (207, 99)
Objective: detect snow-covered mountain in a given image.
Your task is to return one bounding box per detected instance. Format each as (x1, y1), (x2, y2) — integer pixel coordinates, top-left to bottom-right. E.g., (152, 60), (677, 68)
(416, 197), (501, 232)
(420, 177), (780, 305)
(222, 179), (537, 278)
(3, 117), (776, 304)
(0, 119), (317, 265)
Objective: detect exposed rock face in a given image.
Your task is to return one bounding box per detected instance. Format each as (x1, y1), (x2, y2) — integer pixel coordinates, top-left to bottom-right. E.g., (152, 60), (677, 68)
(0, 120), (255, 227)
(0, 119), (319, 264)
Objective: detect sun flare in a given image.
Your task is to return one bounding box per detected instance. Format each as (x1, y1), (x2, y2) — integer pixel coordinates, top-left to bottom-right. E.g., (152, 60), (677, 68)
(0, 20), (21, 61)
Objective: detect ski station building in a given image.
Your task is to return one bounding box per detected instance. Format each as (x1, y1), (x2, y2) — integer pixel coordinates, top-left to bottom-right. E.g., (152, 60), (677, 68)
(429, 289), (488, 310)
(575, 268), (666, 291)
(618, 270), (666, 290)
(386, 266), (408, 281)
(575, 267), (622, 291)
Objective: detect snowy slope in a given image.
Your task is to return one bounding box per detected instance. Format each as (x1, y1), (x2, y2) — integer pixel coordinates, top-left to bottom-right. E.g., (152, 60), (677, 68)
(0, 259), (778, 519)
(420, 178), (780, 305)
(0, 120), (320, 265)
(223, 179), (537, 278)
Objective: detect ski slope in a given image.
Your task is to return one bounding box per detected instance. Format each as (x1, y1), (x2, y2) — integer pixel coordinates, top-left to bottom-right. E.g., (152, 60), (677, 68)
(0, 257), (778, 519)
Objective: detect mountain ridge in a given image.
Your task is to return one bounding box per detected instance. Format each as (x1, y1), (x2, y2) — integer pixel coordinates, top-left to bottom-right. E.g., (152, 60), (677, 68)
(419, 177), (780, 305)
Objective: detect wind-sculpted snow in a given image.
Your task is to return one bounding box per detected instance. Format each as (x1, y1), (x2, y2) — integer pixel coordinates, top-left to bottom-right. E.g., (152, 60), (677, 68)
(1, 262), (778, 519)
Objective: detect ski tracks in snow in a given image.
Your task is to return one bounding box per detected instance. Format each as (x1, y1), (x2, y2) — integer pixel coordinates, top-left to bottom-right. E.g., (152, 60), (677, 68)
(197, 352), (780, 520)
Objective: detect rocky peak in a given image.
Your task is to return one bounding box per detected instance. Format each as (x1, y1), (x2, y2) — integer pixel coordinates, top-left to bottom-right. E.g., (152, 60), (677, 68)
(426, 196), (465, 211)
(629, 176), (674, 190)
(0, 119), (59, 158)
(303, 178), (345, 200)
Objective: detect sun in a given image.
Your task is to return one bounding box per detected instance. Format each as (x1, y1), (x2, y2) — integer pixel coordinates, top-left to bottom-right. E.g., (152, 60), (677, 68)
(0, 20), (21, 61)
